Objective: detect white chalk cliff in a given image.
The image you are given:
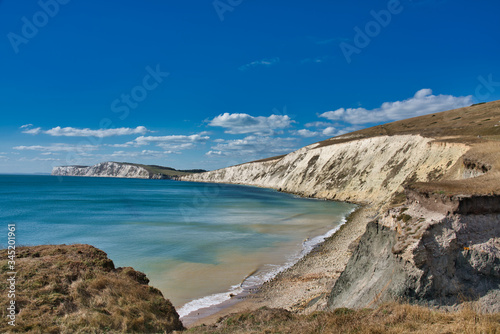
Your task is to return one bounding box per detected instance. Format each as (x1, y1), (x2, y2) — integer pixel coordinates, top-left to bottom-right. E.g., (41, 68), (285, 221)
(181, 135), (468, 205)
(52, 162), (151, 179)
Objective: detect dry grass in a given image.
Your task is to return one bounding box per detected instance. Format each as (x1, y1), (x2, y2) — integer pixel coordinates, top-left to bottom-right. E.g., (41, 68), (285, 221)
(316, 100), (500, 148)
(189, 303), (500, 334)
(114, 162), (206, 176)
(412, 140), (500, 196)
(0, 244), (184, 334)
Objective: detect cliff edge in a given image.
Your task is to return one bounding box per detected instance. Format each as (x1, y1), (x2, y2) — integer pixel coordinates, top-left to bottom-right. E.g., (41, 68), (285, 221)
(0, 244), (184, 333)
(328, 192), (500, 312)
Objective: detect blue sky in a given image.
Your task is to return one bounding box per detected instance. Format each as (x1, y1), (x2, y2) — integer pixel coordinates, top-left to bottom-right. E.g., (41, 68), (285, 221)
(1, 0), (499, 173)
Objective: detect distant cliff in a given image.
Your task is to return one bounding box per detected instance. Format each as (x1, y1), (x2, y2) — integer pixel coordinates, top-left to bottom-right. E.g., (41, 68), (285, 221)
(52, 161), (206, 179)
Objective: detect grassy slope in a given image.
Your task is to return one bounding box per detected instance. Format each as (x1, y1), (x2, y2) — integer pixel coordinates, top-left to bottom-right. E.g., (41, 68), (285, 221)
(319, 101), (500, 195)
(113, 162), (206, 177)
(317, 100), (500, 147)
(253, 101), (500, 160)
(0, 245), (184, 334)
(248, 101), (500, 196)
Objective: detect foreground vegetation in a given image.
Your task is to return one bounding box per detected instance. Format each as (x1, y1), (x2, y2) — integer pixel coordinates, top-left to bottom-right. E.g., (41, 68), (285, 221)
(0, 245), (184, 334)
(188, 303), (500, 334)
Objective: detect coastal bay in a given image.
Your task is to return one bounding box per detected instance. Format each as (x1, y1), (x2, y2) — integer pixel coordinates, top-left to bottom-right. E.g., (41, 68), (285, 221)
(0, 174), (355, 320)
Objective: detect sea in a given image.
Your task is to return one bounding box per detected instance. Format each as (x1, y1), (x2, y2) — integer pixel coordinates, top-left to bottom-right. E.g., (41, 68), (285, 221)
(0, 175), (355, 319)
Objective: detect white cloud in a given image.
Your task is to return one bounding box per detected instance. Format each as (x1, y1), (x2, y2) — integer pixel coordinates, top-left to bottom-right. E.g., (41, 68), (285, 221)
(305, 121), (331, 128)
(209, 113), (293, 135)
(292, 129), (319, 137)
(18, 157), (61, 162)
(322, 127), (339, 137)
(239, 57), (280, 71)
(319, 89), (473, 125)
(21, 125), (151, 137)
(322, 126), (362, 137)
(206, 150), (223, 156)
(20, 124), (33, 129)
(110, 150), (172, 158)
(128, 134), (210, 151)
(209, 135), (297, 159)
(46, 126), (150, 137)
(13, 144), (98, 152)
(22, 127), (42, 135)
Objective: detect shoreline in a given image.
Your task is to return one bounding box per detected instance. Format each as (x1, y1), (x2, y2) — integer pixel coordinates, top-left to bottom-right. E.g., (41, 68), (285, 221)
(179, 204), (358, 325)
(185, 204), (376, 328)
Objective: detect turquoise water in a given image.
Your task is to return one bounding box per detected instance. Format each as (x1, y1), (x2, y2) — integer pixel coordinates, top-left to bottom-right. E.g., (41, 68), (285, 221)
(0, 175), (355, 317)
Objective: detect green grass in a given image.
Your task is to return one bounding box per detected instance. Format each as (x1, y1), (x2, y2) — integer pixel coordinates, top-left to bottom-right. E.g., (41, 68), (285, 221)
(113, 162), (206, 176)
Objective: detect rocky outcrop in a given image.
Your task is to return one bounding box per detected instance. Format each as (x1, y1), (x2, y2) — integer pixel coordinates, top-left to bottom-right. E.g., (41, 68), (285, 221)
(182, 135), (468, 205)
(327, 192), (500, 312)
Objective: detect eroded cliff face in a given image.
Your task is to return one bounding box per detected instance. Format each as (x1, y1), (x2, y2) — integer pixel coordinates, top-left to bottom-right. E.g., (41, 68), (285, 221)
(182, 131), (500, 312)
(182, 135), (468, 205)
(327, 192), (500, 312)
(52, 162), (151, 179)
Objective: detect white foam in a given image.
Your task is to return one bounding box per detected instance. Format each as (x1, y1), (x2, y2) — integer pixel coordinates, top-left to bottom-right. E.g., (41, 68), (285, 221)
(177, 284), (243, 318)
(178, 207), (356, 319)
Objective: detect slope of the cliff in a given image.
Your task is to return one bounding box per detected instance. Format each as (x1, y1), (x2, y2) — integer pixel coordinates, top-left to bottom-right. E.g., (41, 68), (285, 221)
(0, 244), (184, 333)
(182, 135), (468, 205)
(181, 100), (500, 204)
(52, 161), (206, 179)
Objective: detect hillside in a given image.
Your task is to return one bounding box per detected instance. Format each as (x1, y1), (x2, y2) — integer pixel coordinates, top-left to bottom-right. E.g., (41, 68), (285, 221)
(182, 101), (500, 200)
(0, 244), (184, 333)
(181, 100), (500, 315)
(52, 161), (206, 179)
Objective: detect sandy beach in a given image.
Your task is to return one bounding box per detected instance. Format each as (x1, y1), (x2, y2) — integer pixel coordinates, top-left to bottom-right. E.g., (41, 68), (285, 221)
(186, 205), (377, 328)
